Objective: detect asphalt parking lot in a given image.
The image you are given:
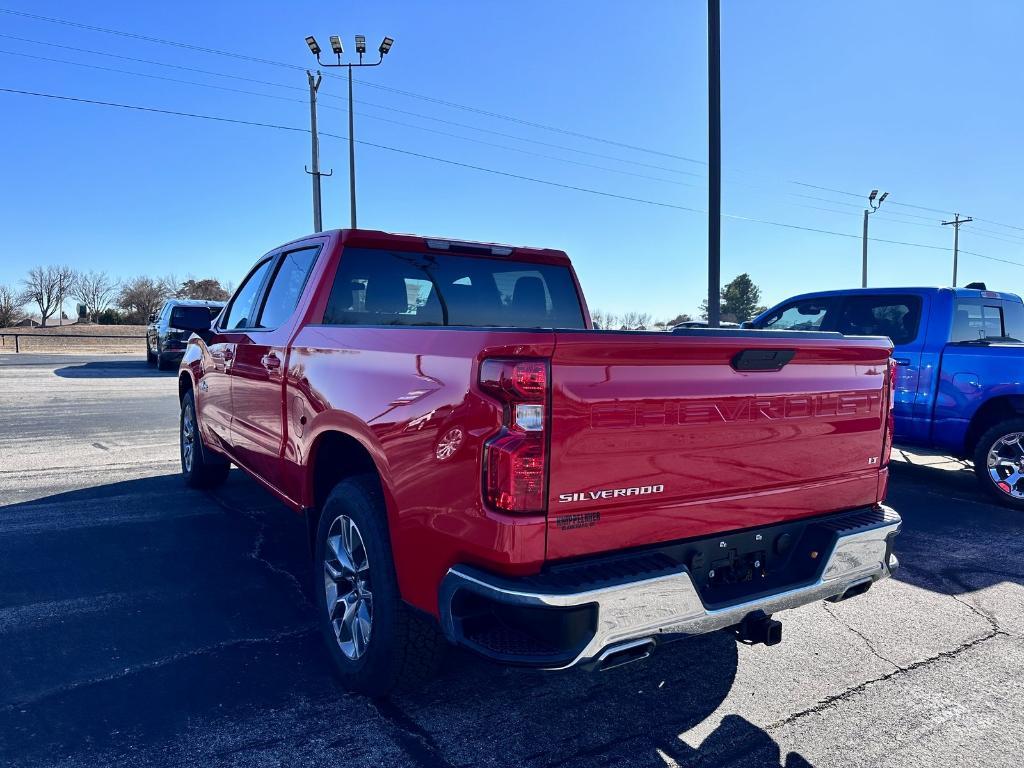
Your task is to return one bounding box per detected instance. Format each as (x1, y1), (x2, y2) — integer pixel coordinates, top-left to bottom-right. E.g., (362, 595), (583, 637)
(1, 354), (1022, 768)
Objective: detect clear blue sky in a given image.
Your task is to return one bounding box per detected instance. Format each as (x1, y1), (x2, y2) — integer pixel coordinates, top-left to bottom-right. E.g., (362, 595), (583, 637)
(2, 1), (1023, 320)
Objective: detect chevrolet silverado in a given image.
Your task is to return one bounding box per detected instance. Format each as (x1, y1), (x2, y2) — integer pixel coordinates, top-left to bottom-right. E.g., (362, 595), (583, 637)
(175, 229), (901, 696)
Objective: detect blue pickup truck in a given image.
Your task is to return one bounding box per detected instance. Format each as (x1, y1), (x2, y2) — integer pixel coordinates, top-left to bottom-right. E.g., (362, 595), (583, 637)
(749, 285), (1024, 508)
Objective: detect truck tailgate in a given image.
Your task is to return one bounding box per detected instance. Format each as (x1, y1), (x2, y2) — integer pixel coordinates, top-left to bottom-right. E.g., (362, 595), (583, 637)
(546, 331), (892, 560)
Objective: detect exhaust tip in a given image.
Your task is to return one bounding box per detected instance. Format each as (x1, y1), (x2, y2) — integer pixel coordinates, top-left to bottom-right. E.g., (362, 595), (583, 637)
(828, 579), (873, 604)
(595, 638), (655, 671)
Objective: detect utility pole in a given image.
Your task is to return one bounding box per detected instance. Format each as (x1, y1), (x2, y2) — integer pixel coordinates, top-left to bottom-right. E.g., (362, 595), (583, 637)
(304, 70), (331, 233)
(861, 189), (888, 287)
(942, 213), (972, 287)
(707, 0), (721, 328)
(306, 34), (394, 229)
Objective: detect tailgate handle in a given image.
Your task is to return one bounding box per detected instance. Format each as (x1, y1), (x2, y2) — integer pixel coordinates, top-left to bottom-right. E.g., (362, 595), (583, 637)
(731, 349), (795, 372)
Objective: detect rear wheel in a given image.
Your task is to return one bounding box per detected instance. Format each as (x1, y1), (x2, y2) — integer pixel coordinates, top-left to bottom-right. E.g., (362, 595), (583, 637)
(180, 390), (229, 488)
(315, 475), (444, 696)
(156, 342), (174, 371)
(973, 418), (1024, 509)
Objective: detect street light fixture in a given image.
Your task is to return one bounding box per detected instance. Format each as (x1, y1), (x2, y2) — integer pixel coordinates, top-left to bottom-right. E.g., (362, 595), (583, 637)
(861, 189), (889, 287)
(305, 31), (394, 229)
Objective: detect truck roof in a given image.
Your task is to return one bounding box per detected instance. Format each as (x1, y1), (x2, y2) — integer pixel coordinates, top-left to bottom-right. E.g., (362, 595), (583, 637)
(280, 228), (572, 266)
(773, 286), (1024, 304)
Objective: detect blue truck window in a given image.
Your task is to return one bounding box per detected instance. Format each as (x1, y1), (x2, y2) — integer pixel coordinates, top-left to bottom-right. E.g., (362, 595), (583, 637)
(953, 301), (1006, 341)
(835, 296), (921, 344)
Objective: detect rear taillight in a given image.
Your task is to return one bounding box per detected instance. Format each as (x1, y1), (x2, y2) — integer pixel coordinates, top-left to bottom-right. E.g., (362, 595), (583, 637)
(479, 358), (549, 513)
(882, 358), (896, 466)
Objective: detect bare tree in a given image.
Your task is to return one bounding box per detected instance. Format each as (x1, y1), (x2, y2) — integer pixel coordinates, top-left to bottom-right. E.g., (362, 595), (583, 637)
(0, 284), (26, 328)
(20, 266), (62, 326)
(620, 312), (652, 330)
(118, 276), (174, 324)
(72, 271), (119, 323)
(51, 265), (76, 326)
(176, 278), (230, 301)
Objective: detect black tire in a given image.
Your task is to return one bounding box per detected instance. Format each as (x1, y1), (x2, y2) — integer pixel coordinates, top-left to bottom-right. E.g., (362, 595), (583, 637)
(180, 390), (230, 488)
(146, 340), (156, 365)
(156, 343), (173, 371)
(314, 475), (444, 697)
(973, 417), (1024, 509)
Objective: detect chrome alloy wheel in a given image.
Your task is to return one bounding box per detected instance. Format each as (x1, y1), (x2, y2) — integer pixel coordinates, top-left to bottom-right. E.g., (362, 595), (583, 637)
(987, 432), (1024, 499)
(323, 515), (373, 660)
(181, 402), (195, 473)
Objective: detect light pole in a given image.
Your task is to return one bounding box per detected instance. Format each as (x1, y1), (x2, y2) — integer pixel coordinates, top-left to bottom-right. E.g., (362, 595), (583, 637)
(861, 189), (888, 287)
(707, 0), (721, 328)
(305, 33), (394, 229)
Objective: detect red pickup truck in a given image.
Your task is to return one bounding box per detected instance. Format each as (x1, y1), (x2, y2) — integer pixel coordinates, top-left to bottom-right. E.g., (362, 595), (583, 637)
(176, 229), (901, 696)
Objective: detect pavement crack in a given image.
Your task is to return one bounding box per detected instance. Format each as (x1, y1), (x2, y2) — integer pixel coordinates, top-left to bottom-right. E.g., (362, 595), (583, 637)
(207, 490), (313, 610)
(1, 625), (316, 712)
(370, 699), (460, 768)
(765, 628), (1006, 732)
(821, 603), (900, 671)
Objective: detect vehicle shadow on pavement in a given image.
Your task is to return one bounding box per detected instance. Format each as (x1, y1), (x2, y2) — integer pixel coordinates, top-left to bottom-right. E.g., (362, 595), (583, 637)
(53, 360), (168, 378)
(0, 472), (813, 768)
(887, 461), (1024, 598)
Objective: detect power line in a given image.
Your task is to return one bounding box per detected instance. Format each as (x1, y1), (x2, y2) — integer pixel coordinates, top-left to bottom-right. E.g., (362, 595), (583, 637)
(5, 12), (1023, 234)
(0, 33), (706, 180)
(0, 7), (306, 70)
(0, 6), (704, 165)
(0, 50), (694, 188)
(4, 84), (1024, 270)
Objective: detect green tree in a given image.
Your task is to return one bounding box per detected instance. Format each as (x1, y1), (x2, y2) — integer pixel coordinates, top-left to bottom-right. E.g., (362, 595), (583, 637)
(720, 273), (762, 322)
(699, 273), (764, 323)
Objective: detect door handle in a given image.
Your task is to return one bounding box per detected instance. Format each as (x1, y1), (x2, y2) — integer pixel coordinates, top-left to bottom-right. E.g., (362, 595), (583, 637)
(261, 353), (281, 371)
(893, 358), (911, 367)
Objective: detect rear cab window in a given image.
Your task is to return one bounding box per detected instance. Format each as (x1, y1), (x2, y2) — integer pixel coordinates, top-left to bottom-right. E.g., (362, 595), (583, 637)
(321, 248), (585, 328)
(953, 299), (1024, 342)
(170, 305), (220, 331)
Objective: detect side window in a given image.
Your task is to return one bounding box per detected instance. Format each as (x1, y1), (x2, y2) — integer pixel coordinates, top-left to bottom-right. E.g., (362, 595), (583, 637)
(952, 301), (1006, 342)
(256, 247), (320, 329)
(1002, 301), (1024, 342)
(835, 295), (922, 344)
(759, 299), (835, 331)
(223, 258), (274, 330)
(323, 250), (444, 326)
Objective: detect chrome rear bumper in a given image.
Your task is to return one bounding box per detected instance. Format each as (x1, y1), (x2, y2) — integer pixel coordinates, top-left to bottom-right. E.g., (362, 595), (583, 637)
(439, 505), (901, 669)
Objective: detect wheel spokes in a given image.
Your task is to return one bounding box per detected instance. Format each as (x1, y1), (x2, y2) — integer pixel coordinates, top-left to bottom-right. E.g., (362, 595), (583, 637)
(323, 514), (373, 660)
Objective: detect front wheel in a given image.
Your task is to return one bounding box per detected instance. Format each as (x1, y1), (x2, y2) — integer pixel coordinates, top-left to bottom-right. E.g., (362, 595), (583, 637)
(315, 475), (444, 696)
(180, 390), (229, 488)
(973, 418), (1024, 509)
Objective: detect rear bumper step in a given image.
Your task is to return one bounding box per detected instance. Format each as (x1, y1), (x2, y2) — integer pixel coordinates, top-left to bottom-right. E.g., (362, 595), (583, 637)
(438, 504), (900, 669)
